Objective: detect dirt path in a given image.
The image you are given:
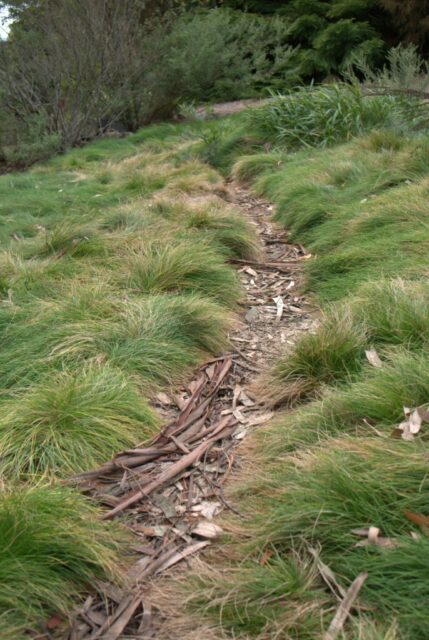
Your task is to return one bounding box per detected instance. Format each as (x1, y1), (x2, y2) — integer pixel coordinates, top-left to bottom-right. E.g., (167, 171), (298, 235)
(62, 184), (314, 640)
(195, 99), (270, 119)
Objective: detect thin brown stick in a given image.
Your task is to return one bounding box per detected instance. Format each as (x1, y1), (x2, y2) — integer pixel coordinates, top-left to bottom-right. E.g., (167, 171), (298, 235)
(103, 416), (236, 520)
(324, 572), (368, 640)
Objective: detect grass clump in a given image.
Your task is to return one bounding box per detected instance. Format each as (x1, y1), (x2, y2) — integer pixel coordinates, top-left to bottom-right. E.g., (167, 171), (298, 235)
(246, 84), (416, 150)
(247, 136), (429, 300)
(263, 279), (429, 406)
(185, 207), (260, 260)
(265, 348), (429, 453)
(185, 553), (325, 639)
(256, 438), (429, 639)
(189, 437), (429, 639)
(0, 484), (124, 640)
(231, 152), (285, 182)
(260, 307), (367, 406)
(0, 365), (158, 479)
(24, 223), (107, 259)
(103, 295), (232, 384)
(124, 241), (242, 307)
(0, 289), (232, 393)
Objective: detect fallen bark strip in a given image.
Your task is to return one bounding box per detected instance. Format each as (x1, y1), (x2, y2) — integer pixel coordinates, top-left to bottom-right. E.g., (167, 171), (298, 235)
(71, 358), (233, 484)
(324, 572), (368, 640)
(86, 592), (144, 640)
(103, 415), (236, 520)
(231, 258), (305, 273)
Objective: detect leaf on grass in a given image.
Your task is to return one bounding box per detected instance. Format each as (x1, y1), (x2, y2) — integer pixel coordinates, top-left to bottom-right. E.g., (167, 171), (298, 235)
(232, 407), (247, 423)
(135, 525), (168, 538)
(191, 501), (222, 520)
(245, 306), (259, 323)
(324, 572), (367, 640)
(232, 385), (242, 411)
(152, 494), (176, 519)
(352, 525), (399, 549)
(156, 541), (210, 574)
(238, 389), (255, 407)
(397, 404), (429, 441)
(404, 510), (429, 528)
(246, 411), (273, 426)
(244, 266), (258, 278)
(365, 348), (382, 368)
(309, 547), (347, 600)
(46, 614), (62, 630)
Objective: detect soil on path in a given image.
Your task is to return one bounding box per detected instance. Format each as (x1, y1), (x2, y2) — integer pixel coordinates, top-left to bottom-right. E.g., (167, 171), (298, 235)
(195, 99), (270, 119)
(61, 184), (315, 640)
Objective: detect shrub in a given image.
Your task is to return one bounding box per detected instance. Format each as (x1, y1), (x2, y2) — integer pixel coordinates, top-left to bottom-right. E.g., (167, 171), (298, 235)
(0, 4), (298, 163)
(2, 135), (63, 169)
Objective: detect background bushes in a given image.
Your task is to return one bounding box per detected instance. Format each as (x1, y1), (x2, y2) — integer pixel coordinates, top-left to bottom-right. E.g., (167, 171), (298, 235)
(1, 0), (427, 167)
(0, 1), (295, 167)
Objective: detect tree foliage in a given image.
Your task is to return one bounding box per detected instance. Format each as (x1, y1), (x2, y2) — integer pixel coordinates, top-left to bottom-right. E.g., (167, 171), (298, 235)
(0, 2), (297, 164)
(221, 0), (428, 75)
(379, 1), (429, 49)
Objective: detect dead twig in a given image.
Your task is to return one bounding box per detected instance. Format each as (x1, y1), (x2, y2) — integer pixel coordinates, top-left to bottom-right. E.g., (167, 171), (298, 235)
(324, 572), (368, 640)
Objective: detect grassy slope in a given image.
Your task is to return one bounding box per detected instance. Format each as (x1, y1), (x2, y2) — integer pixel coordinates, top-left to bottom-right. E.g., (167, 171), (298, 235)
(0, 120), (258, 637)
(180, 111), (429, 639)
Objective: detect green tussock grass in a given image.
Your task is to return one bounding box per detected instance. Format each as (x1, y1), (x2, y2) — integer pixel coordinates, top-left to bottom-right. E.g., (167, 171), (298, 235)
(256, 438), (429, 635)
(260, 306), (367, 406)
(263, 279), (429, 406)
(0, 484), (125, 640)
(184, 445), (424, 638)
(99, 294), (232, 383)
(23, 222), (108, 259)
(248, 134), (429, 302)
(184, 207), (260, 260)
(188, 437), (429, 639)
(263, 347), (429, 454)
(124, 240), (242, 307)
(185, 552), (326, 639)
(245, 85), (416, 150)
(0, 278), (233, 395)
(142, 195), (259, 260)
(0, 118), (251, 628)
(231, 152), (286, 182)
(0, 365), (158, 479)
(182, 85), (429, 638)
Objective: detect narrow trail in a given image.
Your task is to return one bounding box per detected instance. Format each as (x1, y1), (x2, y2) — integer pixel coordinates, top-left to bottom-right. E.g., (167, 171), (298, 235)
(63, 184), (315, 640)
